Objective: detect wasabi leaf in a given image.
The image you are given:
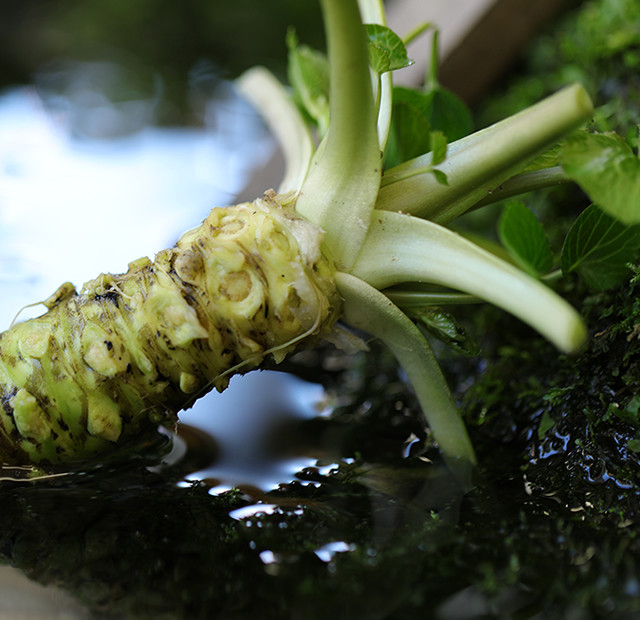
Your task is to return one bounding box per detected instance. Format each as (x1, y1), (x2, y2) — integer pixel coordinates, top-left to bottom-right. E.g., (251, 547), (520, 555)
(523, 144), (562, 172)
(562, 131), (640, 224)
(421, 27), (471, 142)
(498, 201), (553, 277)
(383, 88), (450, 169)
(430, 167), (449, 186)
(423, 87), (473, 143)
(609, 395), (640, 427)
(561, 203), (640, 290)
(628, 438), (640, 453)
(286, 29), (330, 134)
(537, 411), (556, 440)
(384, 87), (433, 168)
(430, 130), (448, 166)
(365, 24), (413, 75)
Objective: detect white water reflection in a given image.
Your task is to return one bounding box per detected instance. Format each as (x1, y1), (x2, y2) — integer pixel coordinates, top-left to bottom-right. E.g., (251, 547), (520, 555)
(0, 84), (274, 327)
(185, 370), (326, 491)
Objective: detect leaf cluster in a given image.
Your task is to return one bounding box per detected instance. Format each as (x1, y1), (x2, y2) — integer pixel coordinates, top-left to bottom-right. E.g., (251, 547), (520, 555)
(289, 13), (640, 349)
(498, 130), (640, 292)
(287, 22), (472, 180)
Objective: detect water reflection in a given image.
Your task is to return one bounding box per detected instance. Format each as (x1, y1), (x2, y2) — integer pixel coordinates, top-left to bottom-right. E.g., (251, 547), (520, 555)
(0, 445), (467, 619)
(184, 370), (327, 491)
(0, 75), (274, 326)
(35, 52), (162, 139)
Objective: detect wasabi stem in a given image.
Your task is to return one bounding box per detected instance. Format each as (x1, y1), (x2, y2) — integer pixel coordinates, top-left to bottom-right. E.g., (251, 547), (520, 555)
(236, 67), (315, 194)
(337, 272), (476, 484)
(357, 0), (393, 149)
(377, 84), (593, 222)
(352, 210), (587, 354)
(295, 0), (381, 269)
(470, 166), (570, 210)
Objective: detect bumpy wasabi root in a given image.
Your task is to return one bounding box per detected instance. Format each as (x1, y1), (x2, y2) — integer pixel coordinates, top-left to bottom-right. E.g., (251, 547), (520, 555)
(0, 194), (339, 465)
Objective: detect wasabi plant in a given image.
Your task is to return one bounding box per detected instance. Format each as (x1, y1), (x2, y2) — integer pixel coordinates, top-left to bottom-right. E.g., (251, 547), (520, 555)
(1, 0), (637, 481)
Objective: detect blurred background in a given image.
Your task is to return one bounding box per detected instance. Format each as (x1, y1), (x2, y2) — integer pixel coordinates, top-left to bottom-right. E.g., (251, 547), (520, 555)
(0, 0), (324, 124)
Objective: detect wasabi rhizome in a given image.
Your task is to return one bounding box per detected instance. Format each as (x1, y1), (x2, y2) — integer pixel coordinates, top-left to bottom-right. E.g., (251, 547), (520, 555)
(0, 0), (601, 477)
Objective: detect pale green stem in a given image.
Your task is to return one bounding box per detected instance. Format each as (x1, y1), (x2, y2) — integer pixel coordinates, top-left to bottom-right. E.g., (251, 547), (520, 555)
(543, 269), (563, 283)
(385, 288), (479, 307)
(402, 22), (432, 46)
(296, 0), (381, 269)
(471, 166), (570, 209)
(426, 28), (440, 90)
(352, 210), (587, 353)
(356, 0), (386, 24)
(236, 66), (315, 194)
(357, 0), (392, 150)
(377, 84), (593, 223)
(336, 272), (476, 484)
(377, 73), (393, 152)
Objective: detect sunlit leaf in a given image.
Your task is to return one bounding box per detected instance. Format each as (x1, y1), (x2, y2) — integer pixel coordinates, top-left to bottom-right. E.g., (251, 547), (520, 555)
(561, 203), (640, 289)
(562, 131), (640, 224)
(365, 24), (413, 76)
(498, 201), (553, 277)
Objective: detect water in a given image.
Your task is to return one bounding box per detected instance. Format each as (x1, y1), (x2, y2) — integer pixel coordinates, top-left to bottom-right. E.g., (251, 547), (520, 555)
(184, 370), (328, 491)
(0, 82), (273, 326)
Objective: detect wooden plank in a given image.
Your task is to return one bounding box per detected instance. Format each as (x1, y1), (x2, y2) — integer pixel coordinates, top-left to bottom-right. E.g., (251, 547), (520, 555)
(385, 0), (570, 102)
